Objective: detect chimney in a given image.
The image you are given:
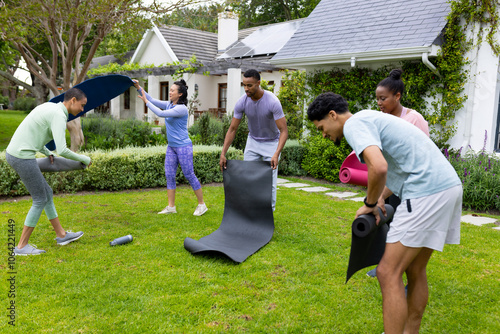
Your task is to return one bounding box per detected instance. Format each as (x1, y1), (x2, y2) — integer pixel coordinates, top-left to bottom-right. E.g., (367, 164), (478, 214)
(218, 10), (239, 52)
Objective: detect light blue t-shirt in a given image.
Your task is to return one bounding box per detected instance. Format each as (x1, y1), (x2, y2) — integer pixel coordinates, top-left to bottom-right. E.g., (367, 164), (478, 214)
(344, 110), (461, 200)
(144, 92), (191, 147)
(234, 90), (285, 142)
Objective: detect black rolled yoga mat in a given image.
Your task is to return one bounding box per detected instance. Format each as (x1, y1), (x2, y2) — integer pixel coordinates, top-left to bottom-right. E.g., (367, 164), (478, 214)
(346, 204), (394, 283)
(184, 160), (274, 263)
(37, 156), (87, 173)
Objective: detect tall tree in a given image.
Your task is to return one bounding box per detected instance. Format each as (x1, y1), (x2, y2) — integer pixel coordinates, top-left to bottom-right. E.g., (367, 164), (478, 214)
(0, 0), (206, 150)
(226, 0), (321, 28)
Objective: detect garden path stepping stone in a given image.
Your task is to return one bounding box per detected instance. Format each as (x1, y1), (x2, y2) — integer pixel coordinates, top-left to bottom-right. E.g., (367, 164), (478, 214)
(297, 186), (330, 192)
(325, 191), (358, 198)
(280, 182), (310, 188)
(461, 214), (498, 226)
(277, 178), (290, 184)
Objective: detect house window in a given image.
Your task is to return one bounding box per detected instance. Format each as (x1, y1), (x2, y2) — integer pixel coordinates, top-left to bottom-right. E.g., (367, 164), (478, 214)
(160, 81), (169, 101)
(124, 89), (130, 110)
(218, 83), (227, 110)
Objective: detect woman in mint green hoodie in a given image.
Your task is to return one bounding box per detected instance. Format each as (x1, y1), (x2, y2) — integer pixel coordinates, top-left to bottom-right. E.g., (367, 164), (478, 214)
(6, 88), (91, 256)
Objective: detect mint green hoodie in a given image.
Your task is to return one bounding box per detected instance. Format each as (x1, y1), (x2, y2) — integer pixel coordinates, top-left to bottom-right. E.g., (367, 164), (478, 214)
(6, 102), (90, 165)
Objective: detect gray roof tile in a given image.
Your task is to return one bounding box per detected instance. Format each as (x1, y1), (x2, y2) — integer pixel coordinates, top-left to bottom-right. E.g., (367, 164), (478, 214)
(273, 0), (450, 60)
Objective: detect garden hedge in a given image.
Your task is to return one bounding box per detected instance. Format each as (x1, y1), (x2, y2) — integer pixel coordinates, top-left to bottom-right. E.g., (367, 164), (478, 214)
(0, 145), (243, 196)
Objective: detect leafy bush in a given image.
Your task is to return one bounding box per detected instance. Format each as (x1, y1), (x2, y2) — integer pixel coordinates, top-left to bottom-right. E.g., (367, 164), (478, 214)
(81, 114), (167, 150)
(276, 70), (306, 140)
(189, 113), (249, 151)
(13, 97), (37, 112)
(0, 145), (243, 196)
(446, 147), (500, 211)
(279, 140), (307, 176)
(0, 95), (9, 108)
(301, 133), (352, 182)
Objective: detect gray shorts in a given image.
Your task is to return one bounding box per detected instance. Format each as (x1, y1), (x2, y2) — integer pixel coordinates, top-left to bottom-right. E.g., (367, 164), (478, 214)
(387, 185), (463, 251)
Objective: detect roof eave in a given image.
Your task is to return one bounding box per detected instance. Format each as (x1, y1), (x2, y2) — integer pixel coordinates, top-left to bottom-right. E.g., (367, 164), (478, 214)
(270, 45), (440, 67)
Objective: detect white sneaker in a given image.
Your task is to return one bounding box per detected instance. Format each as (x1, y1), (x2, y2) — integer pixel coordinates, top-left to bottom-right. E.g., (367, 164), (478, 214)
(193, 203), (208, 216)
(14, 244), (46, 256)
(158, 206), (176, 214)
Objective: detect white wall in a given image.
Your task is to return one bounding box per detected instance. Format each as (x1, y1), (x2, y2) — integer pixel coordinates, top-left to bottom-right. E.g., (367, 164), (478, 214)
(448, 23), (500, 153)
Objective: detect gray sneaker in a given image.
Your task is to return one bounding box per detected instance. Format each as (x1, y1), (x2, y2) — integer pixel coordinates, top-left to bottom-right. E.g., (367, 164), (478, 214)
(55, 231), (84, 245)
(14, 244), (46, 256)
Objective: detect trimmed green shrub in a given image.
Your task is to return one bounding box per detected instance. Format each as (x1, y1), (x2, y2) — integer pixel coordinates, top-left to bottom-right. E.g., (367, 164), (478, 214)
(13, 97), (37, 112)
(81, 114), (167, 150)
(0, 145), (243, 196)
(301, 134), (352, 182)
(279, 140), (307, 176)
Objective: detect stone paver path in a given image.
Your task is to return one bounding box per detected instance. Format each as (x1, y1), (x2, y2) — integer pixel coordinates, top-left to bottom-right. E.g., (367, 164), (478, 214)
(277, 177), (499, 230)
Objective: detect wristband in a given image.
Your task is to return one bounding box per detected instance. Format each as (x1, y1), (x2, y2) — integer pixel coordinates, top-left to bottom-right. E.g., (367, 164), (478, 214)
(363, 197), (377, 208)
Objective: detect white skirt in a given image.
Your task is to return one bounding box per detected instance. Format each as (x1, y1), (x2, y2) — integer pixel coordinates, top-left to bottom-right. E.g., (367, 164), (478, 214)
(387, 185), (463, 251)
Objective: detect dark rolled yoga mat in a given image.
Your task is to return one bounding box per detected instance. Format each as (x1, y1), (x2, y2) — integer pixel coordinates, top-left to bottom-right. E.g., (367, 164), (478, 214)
(46, 74), (135, 151)
(37, 156), (87, 172)
(184, 160), (274, 263)
(346, 204), (394, 283)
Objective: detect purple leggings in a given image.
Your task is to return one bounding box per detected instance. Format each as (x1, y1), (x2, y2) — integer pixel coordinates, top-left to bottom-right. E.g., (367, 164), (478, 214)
(165, 144), (201, 191)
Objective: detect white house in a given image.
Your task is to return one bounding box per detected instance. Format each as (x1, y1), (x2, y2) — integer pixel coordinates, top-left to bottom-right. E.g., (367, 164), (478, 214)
(97, 12), (303, 126)
(270, 0), (500, 153)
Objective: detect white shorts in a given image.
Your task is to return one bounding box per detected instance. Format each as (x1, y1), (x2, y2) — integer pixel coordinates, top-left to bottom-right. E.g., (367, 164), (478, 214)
(387, 185), (463, 251)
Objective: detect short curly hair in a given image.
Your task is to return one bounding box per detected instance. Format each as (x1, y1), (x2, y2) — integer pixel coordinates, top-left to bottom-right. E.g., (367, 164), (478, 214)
(307, 92), (349, 121)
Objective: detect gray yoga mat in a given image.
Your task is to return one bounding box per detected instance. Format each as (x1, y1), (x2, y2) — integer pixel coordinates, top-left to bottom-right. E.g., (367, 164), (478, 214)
(346, 204), (394, 283)
(184, 160), (274, 263)
(37, 156), (87, 172)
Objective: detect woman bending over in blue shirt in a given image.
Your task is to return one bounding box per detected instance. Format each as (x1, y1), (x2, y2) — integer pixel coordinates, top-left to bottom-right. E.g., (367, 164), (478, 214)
(134, 79), (207, 216)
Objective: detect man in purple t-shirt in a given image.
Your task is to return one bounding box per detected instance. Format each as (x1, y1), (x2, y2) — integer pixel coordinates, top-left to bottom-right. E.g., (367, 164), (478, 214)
(220, 69), (288, 211)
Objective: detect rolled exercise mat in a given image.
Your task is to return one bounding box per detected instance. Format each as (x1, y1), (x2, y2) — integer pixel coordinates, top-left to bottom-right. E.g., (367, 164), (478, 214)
(46, 74), (135, 151)
(338, 151), (368, 186)
(37, 156), (87, 172)
(339, 167), (368, 187)
(346, 204), (395, 283)
(184, 160), (274, 263)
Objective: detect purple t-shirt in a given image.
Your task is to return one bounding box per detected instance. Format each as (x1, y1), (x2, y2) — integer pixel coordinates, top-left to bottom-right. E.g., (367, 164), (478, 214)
(233, 90), (285, 142)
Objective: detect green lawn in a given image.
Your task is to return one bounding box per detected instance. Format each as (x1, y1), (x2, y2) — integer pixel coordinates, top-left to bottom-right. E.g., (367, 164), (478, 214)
(0, 109), (72, 151)
(0, 181), (498, 333)
(0, 110), (26, 151)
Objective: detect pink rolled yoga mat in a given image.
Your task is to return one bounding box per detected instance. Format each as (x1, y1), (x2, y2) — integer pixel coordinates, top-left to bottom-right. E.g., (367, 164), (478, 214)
(339, 151), (368, 186)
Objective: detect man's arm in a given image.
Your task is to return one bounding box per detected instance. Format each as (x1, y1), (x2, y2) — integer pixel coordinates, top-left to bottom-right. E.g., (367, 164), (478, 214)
(355, 145), (388, 223)
(219, 117), (242, 170)
(270, 117), (288, 169)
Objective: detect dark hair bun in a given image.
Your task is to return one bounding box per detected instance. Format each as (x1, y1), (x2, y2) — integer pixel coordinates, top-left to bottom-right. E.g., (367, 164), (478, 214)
(389, 69), (403, 80)
(178, 79), (188, 89)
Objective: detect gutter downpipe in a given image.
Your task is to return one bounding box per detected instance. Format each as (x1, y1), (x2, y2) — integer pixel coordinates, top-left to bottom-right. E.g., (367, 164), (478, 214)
(422, 52), (440, 77)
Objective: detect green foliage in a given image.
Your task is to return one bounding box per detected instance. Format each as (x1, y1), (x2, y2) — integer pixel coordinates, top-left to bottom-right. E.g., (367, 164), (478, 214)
(0, 145), (243, 196)
(222, 114), (249, 151)
(0, 95), (9, 106)
(279, 140), (307, 176)
(228, 0), (322, 28)
(445, 145), (500, 211)
(301, 134), (352, 182)
(87, 62), (156, 77)
(188, 114), (249, 151)
(277, 70), (306, 140)
(161, 3), (224, 32)
(13, 97), (37, 112)
(81, 114), (167, 150)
